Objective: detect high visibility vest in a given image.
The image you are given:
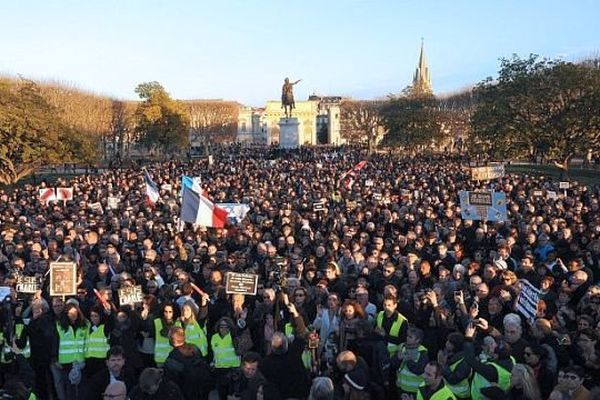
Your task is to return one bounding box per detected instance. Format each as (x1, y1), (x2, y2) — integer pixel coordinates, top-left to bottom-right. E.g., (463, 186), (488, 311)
(154, 319), (181, 365)
(416, 382), (457, 400)
(284, 322), (312, 370)
(14, 324), (31, 359)
(57, 322), (88, 365)
(0, 333), (11, 364)
(445, 357), (471, 398)
(210, 332), (240, 368)
(376, 311), (407, 356)
(396, 344), (428, 394)
(85, 324), (109, 359)
(28, 392), (37, 400)
(184, 321), (208, 357)
(470, 360), (513, 400)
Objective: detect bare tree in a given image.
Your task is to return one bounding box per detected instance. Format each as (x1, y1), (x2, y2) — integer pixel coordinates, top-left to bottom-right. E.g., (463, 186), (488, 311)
(339, 100), (385, 155)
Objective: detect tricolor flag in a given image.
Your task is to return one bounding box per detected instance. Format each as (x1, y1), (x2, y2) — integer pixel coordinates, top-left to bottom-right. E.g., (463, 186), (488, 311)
(339, 160), (368, 188)
(144, 170), (160, 204)
(180, 185), (228, 228)
(181, 175), (202, 195)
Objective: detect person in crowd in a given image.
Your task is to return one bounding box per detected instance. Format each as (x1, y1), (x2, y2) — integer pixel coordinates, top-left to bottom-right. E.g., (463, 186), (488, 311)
(84, 346), (136, 400)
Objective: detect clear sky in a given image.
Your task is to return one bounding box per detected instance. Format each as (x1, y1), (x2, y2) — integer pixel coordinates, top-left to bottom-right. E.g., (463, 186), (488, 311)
(1, 0), (598, 106)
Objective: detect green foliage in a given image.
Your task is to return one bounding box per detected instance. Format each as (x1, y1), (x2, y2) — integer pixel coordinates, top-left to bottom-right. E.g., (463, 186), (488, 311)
(470, 55), (600, 166)
(134, 82), (190, 153)
(381, 93), (447, 151)
(0, 79), (96, 185)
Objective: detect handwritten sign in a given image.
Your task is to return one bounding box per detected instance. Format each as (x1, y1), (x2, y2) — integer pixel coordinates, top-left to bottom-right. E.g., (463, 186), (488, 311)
(225, 272), (259, 296)
(50, 262), (77, 297)
(313, 201), (326, 212)
(559, 181), (570, 189)
(118, 285), (144, 306)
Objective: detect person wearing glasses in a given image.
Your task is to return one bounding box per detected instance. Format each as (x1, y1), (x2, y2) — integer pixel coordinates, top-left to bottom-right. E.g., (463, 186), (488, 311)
(102, 381), (127, 400)
(555, 366), (590, 400)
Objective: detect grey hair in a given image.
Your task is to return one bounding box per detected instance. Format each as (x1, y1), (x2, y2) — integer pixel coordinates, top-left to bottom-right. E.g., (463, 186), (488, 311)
(271, 332), (289, 354)
(31, 298), (50, 313)
(309, 377), (334, 400)
(503, 313), (522, 332)
(263, 288), (276, 300)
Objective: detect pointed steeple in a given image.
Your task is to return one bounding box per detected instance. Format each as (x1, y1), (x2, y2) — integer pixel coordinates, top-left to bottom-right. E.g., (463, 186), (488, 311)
(412, 38), (433, 96)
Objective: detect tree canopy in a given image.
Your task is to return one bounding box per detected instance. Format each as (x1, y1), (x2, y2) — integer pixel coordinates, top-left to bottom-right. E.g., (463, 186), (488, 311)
(0, 78), (99, 185)
(339, 100), (384, 155)
(134, 81), (190, 153)
(470, 55), (600, 166)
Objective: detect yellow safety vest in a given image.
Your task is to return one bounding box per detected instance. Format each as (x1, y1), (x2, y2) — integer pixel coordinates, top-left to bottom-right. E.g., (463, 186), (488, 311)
(376, 311), (407, 356)
(416, 382), (457, 400)
(445, 357), (471, 398)
(57, 322), (88, 365)
(210, 332), (240, 368)
(184, 321), (208, 357)
(85, 324), (109, 359)
(470, 359), (513, 400)
(284, 322), (313, 370)
(15, 323), (31, 359)
(154, 319), (181, 365)
(396, 344), (428, 394)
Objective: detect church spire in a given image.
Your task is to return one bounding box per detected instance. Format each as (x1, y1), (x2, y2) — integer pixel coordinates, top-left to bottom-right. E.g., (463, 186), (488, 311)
(412, 38), (433, 96)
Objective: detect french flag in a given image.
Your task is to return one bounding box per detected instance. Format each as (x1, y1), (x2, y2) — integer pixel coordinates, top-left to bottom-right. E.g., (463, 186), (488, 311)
(180, 185), (228, 228)
(144, 170), (160, 204)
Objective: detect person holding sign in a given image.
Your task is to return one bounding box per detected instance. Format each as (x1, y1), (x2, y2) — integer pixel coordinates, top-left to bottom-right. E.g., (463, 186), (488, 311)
(52, 301), (90, 400)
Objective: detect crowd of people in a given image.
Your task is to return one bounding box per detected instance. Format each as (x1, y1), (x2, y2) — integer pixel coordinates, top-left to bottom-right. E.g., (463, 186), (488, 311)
(0, 145), (599, 400)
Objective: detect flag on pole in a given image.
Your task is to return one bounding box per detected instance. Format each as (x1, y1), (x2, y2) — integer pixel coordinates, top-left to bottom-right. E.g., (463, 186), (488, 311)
(180, 185), (228, 228)
(181, 175), (202, 194)
(144, 170), (160, 204)
(339, 160), (367, 188)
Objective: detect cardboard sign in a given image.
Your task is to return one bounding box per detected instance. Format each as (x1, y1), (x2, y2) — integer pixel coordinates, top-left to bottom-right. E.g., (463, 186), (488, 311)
(118, 285), (144, 306)
(16, 276), (38, 294)
(225, 272), (259, 296)
(559, 181), (570, 189)
(313, 201), (326, 212)
(516, 279), (540, 324)
(459, 191), (507, 221)
(49, 262), (77, 296)
(39, 188), (56, 203)
(107, 197), (120, 210)
(471, 164), (505, 181)
(56, 187), (74, 202)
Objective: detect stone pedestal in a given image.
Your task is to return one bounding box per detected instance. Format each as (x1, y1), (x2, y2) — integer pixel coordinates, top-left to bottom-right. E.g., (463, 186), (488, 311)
(278, 118), (300, 148)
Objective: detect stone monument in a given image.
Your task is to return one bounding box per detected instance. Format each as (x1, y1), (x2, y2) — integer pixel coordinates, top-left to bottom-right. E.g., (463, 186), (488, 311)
(278, 118), (300, 148)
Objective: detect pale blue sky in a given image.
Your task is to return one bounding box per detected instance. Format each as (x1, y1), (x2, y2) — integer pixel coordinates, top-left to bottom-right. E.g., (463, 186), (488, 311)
(1, 0), (598, 106)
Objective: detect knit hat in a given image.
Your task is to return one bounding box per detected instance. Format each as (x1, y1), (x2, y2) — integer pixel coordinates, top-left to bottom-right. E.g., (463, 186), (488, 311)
(344, 369), (368, 391)
(494, 259), (508, 270)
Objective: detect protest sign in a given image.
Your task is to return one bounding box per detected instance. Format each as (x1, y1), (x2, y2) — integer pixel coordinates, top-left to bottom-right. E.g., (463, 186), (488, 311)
(547, 191), (558, 200)
(0, 287), (10, 301)
(313, 201), (326, 212)
(373, 193), (382, 202)
(225, 272), (259, 296)
(107, 196), (120, 210)
(89, 202), (104, 215)
(516, 279), (540, 324)
(56, 187), (74, 202)
(16, 276), (38, 294)
(39, 188), (56, 203)
(471, 164), (505, 181)
(50, 262), (77, 297)
(217, 203), (251, 224)
(559, 181), (570, 189)
(161, 183), (173, 192)
(459, 191), (507, 221)
(531, 190), (544, 197)
(118, 285), (144, 306)
(365, 179), (374, 187)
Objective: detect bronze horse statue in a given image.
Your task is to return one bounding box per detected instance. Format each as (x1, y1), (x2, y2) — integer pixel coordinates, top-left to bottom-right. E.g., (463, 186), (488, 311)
(281, 77), (302, 118)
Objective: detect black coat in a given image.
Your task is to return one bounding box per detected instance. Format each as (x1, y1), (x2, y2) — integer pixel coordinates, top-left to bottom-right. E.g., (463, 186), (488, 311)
(260, 324), (310, 399)
(129, 378), (184, 400)
(83, 367), (137, 400)
(163, 345), (213, 400)
(23, 313), (57, 366)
